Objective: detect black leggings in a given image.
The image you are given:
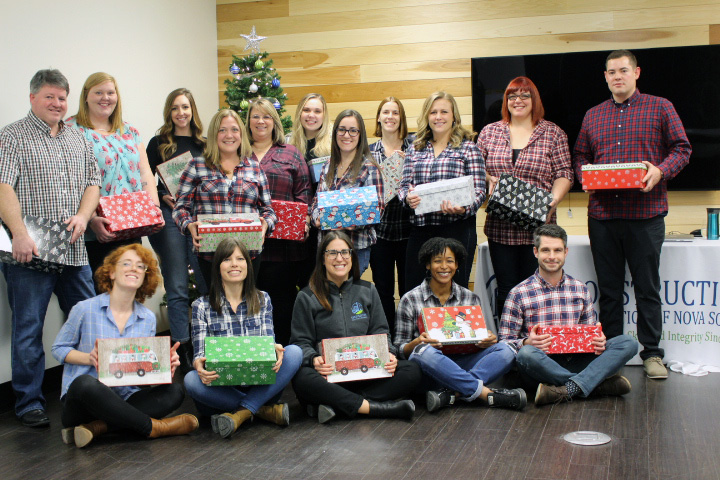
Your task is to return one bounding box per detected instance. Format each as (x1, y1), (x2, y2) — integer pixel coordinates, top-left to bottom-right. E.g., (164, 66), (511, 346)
(61, 375), (184, 436)
(487, 240), (537, 317)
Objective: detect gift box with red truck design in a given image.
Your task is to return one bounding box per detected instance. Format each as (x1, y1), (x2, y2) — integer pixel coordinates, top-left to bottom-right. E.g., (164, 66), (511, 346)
(316, 186), (381, 231)
(320, 334), (392, 383)
(268, 200), (307, 241)
(536, 324), (603, 354)
(96, 191), (163, 240)
(581, 162), (648, 191)
(417, 305), (489, 355)
(196, 213), (263, 253)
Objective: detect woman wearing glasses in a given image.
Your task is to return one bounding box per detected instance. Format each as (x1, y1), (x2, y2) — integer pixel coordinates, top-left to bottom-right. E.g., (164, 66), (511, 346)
(246, 98), (311, 346)
(290, 231), (421, 423)
(476, 77), (572, 317)
(310, 110), (384, 275)
(52, 244), (198, 448)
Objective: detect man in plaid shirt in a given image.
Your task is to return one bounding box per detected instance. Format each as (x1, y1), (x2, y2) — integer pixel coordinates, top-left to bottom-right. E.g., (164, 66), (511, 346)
(573, 50), (691, 380)
(499, 225), (637, 406)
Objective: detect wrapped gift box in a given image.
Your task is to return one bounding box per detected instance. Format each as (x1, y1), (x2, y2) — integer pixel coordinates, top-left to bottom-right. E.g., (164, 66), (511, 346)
(268, 200), (307, 241)
(97, 191), (164, 240)
(317, 186), (381, 231)
(321, 334), (392, 383)
(417, 305), (488, 355)
(380, 151), (404, 203)
(581, 162), (648, 191)
(309, 156), (329, 183)
(486, 173), (553, 231)
(413, 176), (475, 215)
(197, 213), (263, 253)
(156, 151), (192, 199)
(205, 336), (276, 386)
(0, 214), (71, 273)
(97, 336), (172, 387)
(537, 324), (603, 354)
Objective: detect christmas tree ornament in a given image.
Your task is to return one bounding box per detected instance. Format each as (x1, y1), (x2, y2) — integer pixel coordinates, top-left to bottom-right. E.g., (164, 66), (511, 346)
(273, 100), (281, 110)
(249, 83), (258, 93)
(255, 59), (264, 70)
(239, 26), (267, 55)
(240, 100), (249, 110)
(272, 78), (280, 88)
(230, 63), (240, 75)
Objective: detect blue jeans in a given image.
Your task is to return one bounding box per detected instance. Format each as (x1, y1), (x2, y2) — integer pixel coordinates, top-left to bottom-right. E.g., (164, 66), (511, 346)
(409, 342), (515, 401)
(1, 263), (94, 416)
(356, 247), (371, 276)
(516, 334), (638, 397)
(184, 344), (302, 414)
(148, 202), (207, 342)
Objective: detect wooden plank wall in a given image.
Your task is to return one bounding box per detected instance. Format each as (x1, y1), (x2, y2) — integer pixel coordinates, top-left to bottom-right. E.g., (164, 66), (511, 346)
(216, 0), (720, 246)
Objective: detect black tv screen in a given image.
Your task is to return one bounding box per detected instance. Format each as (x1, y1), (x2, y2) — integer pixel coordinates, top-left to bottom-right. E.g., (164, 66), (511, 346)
(471, 45), (720, 191)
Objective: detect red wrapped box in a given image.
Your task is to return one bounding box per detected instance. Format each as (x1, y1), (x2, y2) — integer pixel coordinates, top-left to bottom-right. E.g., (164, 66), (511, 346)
(97, 191), (163, 240)
(417, 305), (488, 355)
(268, 200), (307, 241)
(537, 324), (603, 354)
(581, 162), (648, 190)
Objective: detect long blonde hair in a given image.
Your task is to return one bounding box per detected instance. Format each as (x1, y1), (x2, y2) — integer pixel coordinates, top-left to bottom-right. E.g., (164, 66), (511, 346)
(414, 91), (474, 150)
(74, 72), (124, 132)
(289, 93), (331, 158)
(156, 88), (205, 162)
(203, 109), (252, 170)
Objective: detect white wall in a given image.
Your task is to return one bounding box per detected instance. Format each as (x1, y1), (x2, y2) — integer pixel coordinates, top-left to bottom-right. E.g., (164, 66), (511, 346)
(0, 0), (218, 384)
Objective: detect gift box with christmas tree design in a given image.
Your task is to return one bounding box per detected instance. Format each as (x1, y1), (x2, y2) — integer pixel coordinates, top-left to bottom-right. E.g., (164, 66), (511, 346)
(156, 151), (193, 199)
(485, 173), (553, 231)
(0, 214), (71, 273)
(205, 336), (276, 386)
(417, 305), (489, 355)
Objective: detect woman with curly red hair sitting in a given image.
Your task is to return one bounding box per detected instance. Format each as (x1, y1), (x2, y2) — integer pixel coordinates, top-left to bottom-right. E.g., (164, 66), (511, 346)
(51, 244), (198, 448)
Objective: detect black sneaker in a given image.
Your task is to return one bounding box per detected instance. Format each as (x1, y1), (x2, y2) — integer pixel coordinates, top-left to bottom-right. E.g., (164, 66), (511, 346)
(426, 389), (456, 413)
(487, 388), (527, 411)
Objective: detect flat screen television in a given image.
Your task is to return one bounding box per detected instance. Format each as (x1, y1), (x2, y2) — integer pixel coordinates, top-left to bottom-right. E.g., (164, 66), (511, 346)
(471, 45), (720, 191)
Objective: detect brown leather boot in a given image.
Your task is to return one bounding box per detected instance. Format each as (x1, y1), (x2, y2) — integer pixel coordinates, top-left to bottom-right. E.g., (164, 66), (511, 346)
(255, 403), (289, 426)
(74, 420), (108, 448)
(212, 409), (252, 438)
(148, 414), (199, 439)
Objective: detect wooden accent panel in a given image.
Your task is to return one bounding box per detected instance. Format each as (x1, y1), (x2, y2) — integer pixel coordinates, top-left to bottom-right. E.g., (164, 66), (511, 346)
(614, 5), (720, 30)
(217, 0), (288, 22)
(709, 24), (720, 44)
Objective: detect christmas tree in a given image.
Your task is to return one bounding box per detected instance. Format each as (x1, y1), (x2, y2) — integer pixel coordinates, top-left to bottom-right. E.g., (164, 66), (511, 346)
(224, 51), (292, 133)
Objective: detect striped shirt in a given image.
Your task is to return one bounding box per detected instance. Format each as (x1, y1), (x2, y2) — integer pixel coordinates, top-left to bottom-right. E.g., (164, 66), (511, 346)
(0, 112), (101, 265)
(369, 137), (413, 241)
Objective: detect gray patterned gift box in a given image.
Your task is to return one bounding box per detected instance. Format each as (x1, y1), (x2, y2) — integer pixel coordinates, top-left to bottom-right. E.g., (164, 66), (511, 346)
(486, 173), (553, 231)
(205, 336), (276, 386)
(413, 175), (475, 215)
(379, 151), (404, 203)
(0, 214), (70, 273)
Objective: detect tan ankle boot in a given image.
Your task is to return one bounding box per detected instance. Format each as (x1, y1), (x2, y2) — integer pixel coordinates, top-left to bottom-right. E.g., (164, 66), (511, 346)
(74, 420), (108, 448)
(214, 409), (252, 438)
(255, 404), (289, 426)
(148, 414), (199, 439)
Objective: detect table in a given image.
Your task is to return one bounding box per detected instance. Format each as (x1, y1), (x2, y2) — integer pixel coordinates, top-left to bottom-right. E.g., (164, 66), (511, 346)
(474, 236), (720, 366)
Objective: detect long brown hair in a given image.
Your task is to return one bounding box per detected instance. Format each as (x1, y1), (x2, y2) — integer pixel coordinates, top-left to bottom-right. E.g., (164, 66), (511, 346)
(309, 231), (360, 311)
(374, 96), (408, 139)
(326, 110), (374, 189)
(156, 88), (205, 161)
(209, 238), (263, 315)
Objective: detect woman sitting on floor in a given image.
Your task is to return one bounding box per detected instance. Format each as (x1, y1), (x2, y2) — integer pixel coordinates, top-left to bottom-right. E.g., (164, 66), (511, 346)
(52, 244), (198, 448)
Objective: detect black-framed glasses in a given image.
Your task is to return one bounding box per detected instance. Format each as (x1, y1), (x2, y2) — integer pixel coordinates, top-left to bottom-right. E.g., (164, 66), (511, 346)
(117, 261), (148, 272)
(337, 127), (360, 137)
(325, 248), (353, 259)
(507, 93), (531, 101)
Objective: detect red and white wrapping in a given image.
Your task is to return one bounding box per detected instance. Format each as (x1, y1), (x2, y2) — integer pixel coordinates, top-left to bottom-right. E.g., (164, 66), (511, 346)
(581, 163), (648, 190)
(537, 324), (603, 354)
(96, 191), (163, 240)
(268, 200), (307, 241)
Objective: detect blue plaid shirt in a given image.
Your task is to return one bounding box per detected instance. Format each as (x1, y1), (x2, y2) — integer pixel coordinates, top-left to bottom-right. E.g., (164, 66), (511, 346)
(498, 270), (596, 352)
(191, 291), (274, 360)
(51, 293), (156, 400)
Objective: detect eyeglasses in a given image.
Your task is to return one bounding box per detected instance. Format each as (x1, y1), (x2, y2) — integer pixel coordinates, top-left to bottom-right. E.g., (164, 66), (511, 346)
(118, 261), (148, 272)
(325, 249), (353, 259)
(507, 93), (531, 102)
(250, 114), (273, 122)
(337, 127), (360, 137)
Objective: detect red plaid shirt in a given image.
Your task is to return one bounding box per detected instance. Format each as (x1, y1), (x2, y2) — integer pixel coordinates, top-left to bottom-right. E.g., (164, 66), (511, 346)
(573, 90), (691, 220)
(478, 119), (573, 245)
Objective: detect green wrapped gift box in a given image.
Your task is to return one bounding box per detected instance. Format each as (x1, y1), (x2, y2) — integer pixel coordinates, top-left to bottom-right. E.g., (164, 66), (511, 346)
(205, 336), (276, 386)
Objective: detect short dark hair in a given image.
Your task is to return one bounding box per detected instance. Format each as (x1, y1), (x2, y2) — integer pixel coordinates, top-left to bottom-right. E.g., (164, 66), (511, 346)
(606, 49), (637, 69)
(533, 224), (567, 248)
(30, 69), (69, 95)
(418, 237), (467, 267)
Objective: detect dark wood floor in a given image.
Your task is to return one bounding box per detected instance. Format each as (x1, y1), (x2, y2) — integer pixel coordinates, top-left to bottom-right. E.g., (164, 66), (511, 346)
(0, 365), (717, 480)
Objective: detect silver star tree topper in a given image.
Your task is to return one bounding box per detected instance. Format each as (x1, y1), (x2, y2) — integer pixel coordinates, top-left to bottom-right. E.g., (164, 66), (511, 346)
(240, 26), (267, 54)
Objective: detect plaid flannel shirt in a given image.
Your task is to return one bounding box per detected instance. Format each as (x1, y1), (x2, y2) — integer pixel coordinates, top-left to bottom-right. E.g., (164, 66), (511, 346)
(369, 137), (413, 241)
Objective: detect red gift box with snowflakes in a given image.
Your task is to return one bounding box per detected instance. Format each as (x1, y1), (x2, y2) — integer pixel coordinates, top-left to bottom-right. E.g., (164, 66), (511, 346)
(536, 324), (603, 354)
(96, 191), (163, 240)
(581, 162), (648, 190)
(268, 200), (307, 241)
(417, 305), (488, 355)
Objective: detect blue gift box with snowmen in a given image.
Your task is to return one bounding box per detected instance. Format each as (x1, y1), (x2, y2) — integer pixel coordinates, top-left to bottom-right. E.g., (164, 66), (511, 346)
(317, 186), (381, 231)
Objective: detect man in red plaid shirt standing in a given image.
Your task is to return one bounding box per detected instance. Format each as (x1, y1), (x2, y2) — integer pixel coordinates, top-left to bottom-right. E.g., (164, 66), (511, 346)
(573, 50), (691, 379)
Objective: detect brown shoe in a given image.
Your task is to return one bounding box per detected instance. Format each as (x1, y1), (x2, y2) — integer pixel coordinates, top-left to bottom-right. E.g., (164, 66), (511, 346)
(74, 420), (108, 448)
(592, 374), (631, 397)
(148, 414), (199, 439)
(255, 404), (289, 426)
(535, 383), (571, 406)
(213, 409), (252, 438)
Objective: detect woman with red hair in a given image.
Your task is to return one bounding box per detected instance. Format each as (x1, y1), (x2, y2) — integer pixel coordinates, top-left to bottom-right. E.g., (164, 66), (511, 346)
(476, 76), (573, 317)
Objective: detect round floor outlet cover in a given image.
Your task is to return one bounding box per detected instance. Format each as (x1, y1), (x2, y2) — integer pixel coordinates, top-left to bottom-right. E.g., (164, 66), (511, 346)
(563, 431), (611, 446)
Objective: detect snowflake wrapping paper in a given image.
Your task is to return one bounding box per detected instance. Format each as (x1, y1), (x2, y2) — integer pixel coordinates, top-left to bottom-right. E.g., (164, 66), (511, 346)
(486, 173), (553, 231)
(417, 305), (488, 355)
(156, 151), (193, 199)
(0, 214), (71, 273)
(379, 151), (404, 203)
(317, 186), (381, 230)
(205, 336), (276, 386)
(413, 176), (475, 215)
(197, 213), (263, 253)
(581, 162), (648, 191)
(96, 191), (164, 240)
(536, 325), (603, 354)
(268, 200), (307, 241)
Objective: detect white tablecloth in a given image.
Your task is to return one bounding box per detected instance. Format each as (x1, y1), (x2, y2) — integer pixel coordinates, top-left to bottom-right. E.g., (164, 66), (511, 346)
(474, 236), (720, 367)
